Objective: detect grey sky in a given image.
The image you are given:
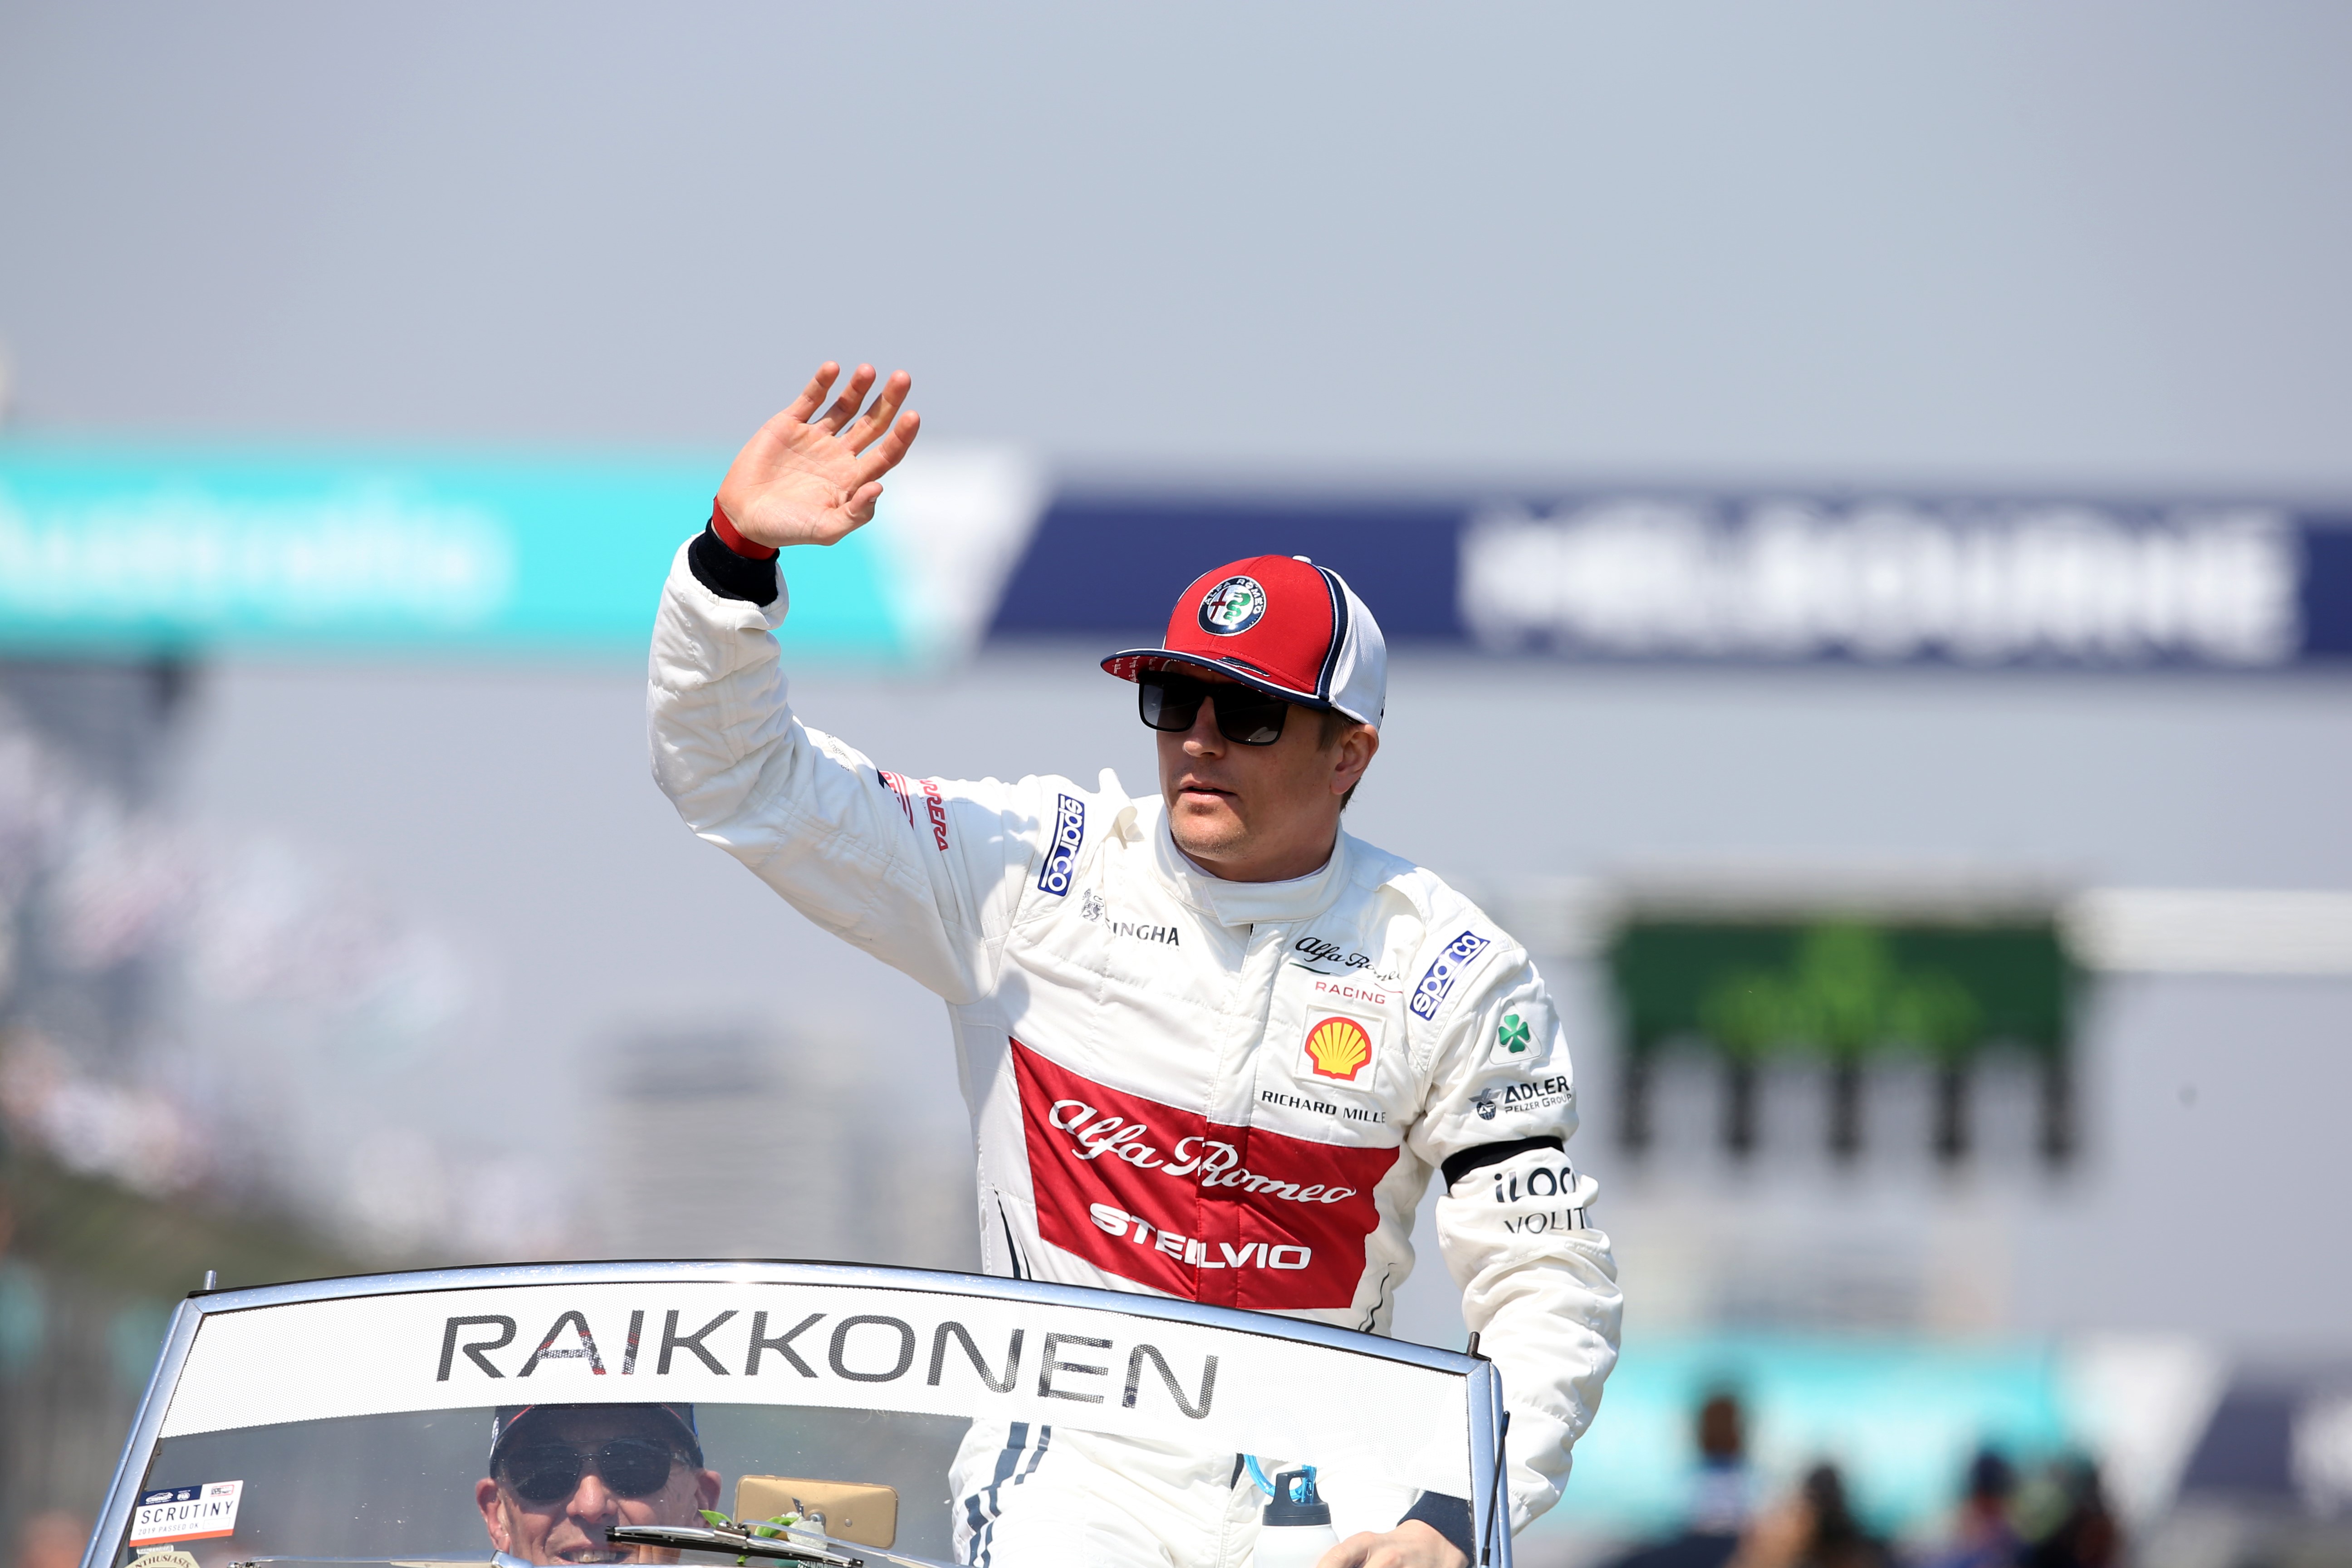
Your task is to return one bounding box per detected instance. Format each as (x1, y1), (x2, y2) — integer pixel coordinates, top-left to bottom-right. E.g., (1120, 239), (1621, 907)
(3, 3), (2349, 491)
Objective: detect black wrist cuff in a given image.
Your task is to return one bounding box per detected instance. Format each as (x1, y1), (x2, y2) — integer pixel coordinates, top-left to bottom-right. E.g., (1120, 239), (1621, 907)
(1402, 1491), (1476, 1560)
(1441, 1135), (1564, 1192)
(689, 526), (781, 606)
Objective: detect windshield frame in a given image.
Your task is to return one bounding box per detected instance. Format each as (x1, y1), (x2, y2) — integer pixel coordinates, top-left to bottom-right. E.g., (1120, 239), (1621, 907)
(83, 1258), (1512, 1568)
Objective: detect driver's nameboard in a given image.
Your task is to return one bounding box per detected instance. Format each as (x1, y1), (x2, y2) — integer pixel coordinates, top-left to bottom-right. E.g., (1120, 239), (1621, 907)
(161, 1280), (1474, 1497)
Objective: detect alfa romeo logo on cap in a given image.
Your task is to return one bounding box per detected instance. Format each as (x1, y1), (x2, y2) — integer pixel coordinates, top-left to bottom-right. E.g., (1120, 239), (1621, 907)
(1198, 575), (1268, 636)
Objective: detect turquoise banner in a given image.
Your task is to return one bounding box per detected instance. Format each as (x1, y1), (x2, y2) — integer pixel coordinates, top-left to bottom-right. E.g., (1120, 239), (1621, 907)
(0, 444), (908, 662)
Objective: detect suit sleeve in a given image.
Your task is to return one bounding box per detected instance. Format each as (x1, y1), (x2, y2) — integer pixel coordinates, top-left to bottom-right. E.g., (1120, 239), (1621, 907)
(1406, 947), (1623, 1535)
(646, 539), (1055, 1004)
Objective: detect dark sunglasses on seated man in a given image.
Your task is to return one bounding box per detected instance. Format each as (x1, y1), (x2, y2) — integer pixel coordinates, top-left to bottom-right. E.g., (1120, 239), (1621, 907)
(495, 1436), (695, 1505)
(1136, 669), (1297, 746)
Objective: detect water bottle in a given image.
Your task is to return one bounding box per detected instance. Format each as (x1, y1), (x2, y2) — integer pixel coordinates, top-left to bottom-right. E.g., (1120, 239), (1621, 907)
(1256, 1467), (1339, 1568)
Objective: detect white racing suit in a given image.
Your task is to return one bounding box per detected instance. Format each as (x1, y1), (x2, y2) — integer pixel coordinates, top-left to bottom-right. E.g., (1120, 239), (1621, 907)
(648, 539), (1622, 1564)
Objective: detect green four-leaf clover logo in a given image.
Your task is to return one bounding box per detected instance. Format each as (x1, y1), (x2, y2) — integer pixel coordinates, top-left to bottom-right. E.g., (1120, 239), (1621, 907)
(1497, 1014), (1531, 1054)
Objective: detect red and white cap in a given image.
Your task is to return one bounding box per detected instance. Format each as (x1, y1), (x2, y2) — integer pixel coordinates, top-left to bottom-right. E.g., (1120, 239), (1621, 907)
(1102, 555), (1387, 728)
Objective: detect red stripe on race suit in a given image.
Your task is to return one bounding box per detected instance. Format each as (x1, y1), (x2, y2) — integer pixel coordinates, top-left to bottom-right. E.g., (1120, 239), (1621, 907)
(1012, 1039), (1398, 1310)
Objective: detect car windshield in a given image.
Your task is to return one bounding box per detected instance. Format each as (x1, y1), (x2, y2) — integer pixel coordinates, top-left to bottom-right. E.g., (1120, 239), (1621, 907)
(98, 1263), (1503, 1568)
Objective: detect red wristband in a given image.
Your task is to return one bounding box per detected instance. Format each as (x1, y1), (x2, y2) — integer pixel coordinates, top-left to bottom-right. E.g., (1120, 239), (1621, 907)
(710, 498), (778, 560)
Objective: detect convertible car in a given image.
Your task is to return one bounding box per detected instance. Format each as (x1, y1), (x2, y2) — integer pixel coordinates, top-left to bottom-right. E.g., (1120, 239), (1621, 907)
(79, 1260), (1513, 1568)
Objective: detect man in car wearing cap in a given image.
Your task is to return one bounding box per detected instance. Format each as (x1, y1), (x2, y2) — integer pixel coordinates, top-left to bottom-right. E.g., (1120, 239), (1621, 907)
(648, 366), (1621, 1568)
(475, 1402), (720, 1566)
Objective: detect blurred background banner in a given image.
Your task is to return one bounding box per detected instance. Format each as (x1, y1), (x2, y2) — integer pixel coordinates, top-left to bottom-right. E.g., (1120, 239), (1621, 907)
(0, 445), (897, 660)
(8, 443), (2349, 671)
(998, 492), (2352, 668)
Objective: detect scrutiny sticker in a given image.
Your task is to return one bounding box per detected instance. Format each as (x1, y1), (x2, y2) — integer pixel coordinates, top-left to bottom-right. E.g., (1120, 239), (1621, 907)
(130, 1480), (243, 1546)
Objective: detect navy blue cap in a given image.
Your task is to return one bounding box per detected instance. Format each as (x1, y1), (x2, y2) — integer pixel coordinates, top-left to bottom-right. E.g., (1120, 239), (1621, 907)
(489, 1403), (700, 1468)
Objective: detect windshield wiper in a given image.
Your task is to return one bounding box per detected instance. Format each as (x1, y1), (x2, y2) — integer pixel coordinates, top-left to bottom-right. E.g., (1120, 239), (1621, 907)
(604, 1524), (952, 1568)
(603, 1524), (855, 1567)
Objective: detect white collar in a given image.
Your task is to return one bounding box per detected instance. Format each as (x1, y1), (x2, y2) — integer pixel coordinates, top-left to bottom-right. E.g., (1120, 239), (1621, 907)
(1147, 802), (1351, 928)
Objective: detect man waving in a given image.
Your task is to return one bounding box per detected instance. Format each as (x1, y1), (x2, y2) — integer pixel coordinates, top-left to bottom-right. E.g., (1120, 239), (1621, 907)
(648, 363), (1621, 1568)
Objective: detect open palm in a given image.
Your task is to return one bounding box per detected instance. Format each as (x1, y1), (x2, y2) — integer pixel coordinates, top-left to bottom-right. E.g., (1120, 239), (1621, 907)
(715, 362), (922, 549)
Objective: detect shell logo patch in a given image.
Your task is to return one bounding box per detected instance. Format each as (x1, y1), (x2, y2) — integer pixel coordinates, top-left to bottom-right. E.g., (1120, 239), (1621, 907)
(1303, 1015), (1374, 1082)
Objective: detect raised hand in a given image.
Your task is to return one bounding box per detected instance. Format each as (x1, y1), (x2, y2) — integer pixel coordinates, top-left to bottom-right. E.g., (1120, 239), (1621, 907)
(715, 363), (921, 549)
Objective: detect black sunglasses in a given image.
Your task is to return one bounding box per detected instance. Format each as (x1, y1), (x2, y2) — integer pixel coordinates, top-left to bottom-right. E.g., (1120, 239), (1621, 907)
(1137, 671), (1292, 745)
(497, 1436), (689, 1504)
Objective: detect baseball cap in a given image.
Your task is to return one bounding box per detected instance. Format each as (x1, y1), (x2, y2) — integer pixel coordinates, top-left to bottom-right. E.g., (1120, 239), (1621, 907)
(489, 1403), (701, 1467)
(1102, 555), (1387, 728)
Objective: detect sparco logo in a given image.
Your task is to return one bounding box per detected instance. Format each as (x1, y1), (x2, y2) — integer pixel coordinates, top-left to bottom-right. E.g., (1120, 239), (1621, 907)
(1411, 929), (1492, 1020)
(1037, 793), (1085, 896)
(1046, 1100), (1357, 1204)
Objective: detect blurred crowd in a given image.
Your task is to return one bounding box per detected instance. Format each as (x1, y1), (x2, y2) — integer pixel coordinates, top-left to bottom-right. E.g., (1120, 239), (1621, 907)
(0, 671), (571, 1260)
(1607, 1395), (2119, 1568)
